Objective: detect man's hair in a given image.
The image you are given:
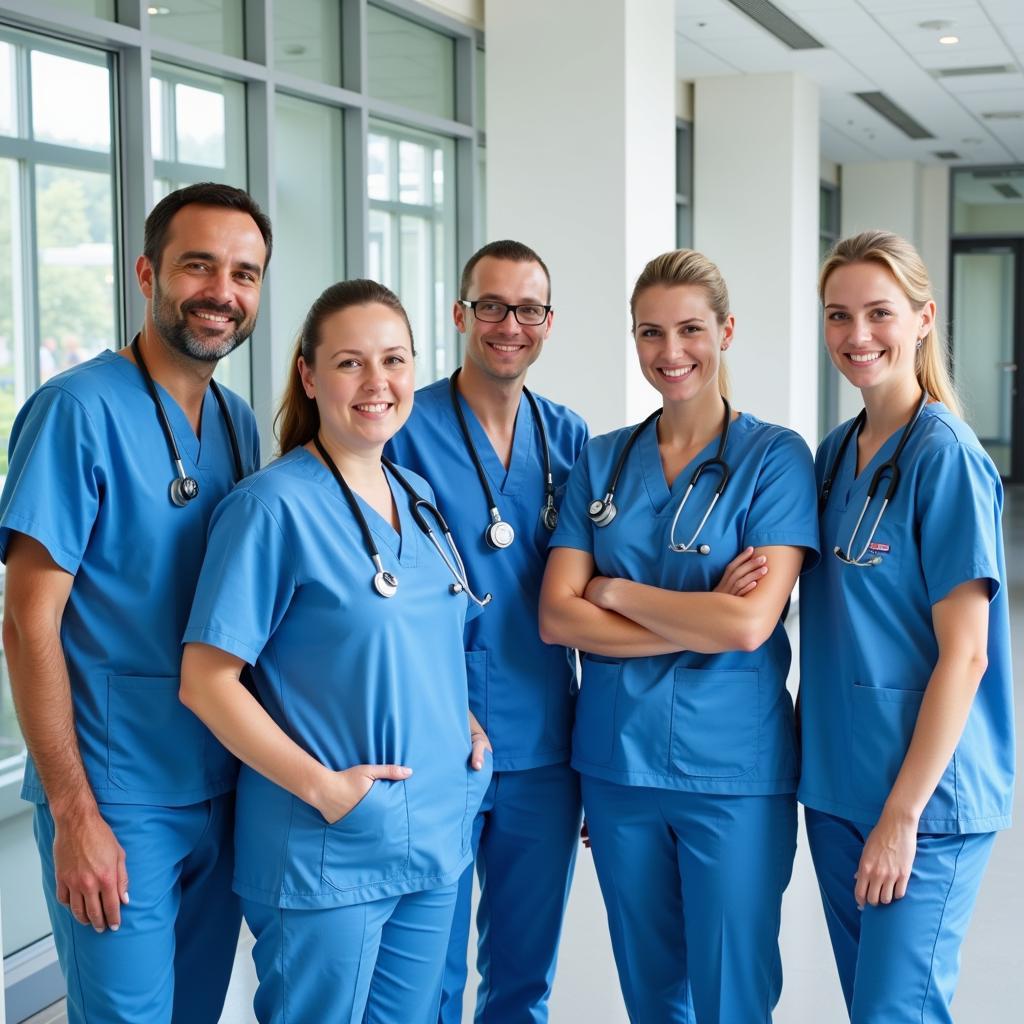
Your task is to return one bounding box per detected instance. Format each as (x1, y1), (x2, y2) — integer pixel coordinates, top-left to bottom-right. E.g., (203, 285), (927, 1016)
(143, 182), (273, 272)
(459, 239), (551, 302)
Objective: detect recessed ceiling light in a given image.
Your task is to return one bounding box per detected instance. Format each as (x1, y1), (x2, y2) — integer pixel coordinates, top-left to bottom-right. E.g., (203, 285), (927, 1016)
(147, 5), (170, 14)
(939, 35), (959, 45)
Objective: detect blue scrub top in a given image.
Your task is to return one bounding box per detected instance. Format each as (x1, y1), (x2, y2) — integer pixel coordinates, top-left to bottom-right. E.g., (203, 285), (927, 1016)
(184, 448), (489, 909)
(386, 378), (589, 771)
(551, 413), (819, 795)
(799, 404), (1014, 833)
(0, 350), (259, 806)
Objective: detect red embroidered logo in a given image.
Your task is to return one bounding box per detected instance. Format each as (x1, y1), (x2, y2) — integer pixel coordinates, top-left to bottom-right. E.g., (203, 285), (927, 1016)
(868, 542), (890, 553)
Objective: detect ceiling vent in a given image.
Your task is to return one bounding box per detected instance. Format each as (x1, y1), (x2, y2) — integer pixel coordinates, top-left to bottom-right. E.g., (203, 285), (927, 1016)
(993, 183), (1023, 199)
(724, 0), (823, 50)
(972, 169), (1023, 180)
(981, 110), (1024, 120)
(933, 150), (961, 160)
(933, 64), (1016, 78)
(855, 92), (934, 139)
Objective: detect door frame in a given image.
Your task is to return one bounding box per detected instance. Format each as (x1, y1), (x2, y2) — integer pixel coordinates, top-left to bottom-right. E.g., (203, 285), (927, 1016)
(949, 237), (1024, 482)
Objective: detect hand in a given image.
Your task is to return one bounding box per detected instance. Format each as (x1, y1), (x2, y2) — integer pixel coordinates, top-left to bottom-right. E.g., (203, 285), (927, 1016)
(468, 711), (492, 770)
(583, 576), (618, 610)
(52, 806), (129, 932)
(713, 547), (767, 597)
(314, 763), (412, 825)
(854, 810), (918, 909)
(580, 818), (591, 850)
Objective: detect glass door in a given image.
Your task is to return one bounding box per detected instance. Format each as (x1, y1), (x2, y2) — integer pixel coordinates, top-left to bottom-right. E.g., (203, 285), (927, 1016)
(951, 241), (1023, 481)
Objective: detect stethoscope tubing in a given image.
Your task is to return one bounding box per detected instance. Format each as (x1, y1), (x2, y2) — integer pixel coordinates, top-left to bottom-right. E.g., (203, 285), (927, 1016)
(821, 391), (929, 567)
(131, 334), (244, 506)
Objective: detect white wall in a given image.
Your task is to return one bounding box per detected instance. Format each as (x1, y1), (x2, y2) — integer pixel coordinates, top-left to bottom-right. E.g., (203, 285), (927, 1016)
(486, 0), (676, 436)
(694, 72), (821, 445)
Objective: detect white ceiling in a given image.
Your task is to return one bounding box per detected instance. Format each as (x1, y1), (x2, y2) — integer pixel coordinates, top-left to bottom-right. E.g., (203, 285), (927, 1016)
(675, 0), (1024, 166)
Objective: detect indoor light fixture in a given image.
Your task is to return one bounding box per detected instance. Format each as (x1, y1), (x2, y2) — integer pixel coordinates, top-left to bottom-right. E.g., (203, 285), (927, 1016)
(939, 35), (960, 45)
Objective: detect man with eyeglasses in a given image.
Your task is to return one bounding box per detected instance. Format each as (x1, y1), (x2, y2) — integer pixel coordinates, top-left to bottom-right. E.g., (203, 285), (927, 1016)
(387, 240), (588, 1023)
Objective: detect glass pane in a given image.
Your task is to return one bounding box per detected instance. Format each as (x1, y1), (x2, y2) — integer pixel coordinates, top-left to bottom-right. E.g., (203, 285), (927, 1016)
(368, 133), (393, 201)
(31, 50), (111, 152)
(148, 0), (245, 60)
(952, 249), (1016, 476)
(368, 208), (394, 288)
(401, 215), (430, 384)
(0, 41), (15, 138)
(176, 83), (226, 166)
(953, 168), (1024, 235)
(274, 0), (342, 86)
(39, 0), (115, 16)
(399, 141), (428, 205)
(151, 65), (247, 189)
(367, 4), (455, 120)
(0, 159), (21, 476)
(475, 47), (485, 130)
(273, 94), (345, 363)
(35, 165), (116, 378)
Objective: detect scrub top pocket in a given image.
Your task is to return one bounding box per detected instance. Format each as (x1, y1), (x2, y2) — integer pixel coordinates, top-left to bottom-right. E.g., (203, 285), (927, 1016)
(321, 779), (411, 892)
(106, 675), (235, 798)
(850, 683), (958, 820)
(573, 657), (622, 767)
(670, 667), (760, 778)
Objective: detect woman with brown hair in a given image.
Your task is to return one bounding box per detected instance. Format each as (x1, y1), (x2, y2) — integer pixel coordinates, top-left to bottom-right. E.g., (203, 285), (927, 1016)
(179, 280), (491, 1023)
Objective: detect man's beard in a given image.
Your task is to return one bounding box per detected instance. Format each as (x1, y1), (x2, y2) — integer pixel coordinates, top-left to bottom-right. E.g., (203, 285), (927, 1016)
(151, 282), (255, 362)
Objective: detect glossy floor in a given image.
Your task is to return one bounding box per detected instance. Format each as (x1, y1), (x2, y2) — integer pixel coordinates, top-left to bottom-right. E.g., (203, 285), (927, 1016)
(25, 490), (1024, 1023)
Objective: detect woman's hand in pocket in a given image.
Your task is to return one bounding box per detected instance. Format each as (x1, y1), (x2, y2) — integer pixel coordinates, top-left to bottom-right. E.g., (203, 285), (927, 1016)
(314, 763), (412, 824)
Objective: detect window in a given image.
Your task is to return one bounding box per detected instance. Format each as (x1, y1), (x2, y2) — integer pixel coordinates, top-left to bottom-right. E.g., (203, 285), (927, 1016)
(676, 120), (693, 249)
(818, 182), (840, 438)
(147, 0), (245, 60)
(368, 125), (457, 385)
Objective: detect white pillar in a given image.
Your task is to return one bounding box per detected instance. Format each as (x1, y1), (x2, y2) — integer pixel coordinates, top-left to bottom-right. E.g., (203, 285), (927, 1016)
(485, 0), (676, 434)
(694, 73), (820, 445)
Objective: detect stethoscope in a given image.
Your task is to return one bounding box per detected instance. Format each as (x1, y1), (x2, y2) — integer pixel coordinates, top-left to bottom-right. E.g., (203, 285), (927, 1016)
(588, 399), (733, 556)
(448, 369), (557, 550)
(820, 391), (928, 567)
(313, 435), (492, 606)
(130, 335), (244, 507)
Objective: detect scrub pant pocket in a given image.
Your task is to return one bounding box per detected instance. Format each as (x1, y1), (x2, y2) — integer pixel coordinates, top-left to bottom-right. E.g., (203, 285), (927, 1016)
(582, 776), (796, 1024)
(244, 883), (458, 1024)
(34, 795), (240, 1024)
(805, 808), (996, 1024)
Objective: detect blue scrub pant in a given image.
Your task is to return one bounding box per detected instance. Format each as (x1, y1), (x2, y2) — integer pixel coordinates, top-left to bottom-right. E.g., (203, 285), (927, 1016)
(244, 883), (458, 1024)
(582, 776), (797, 1024)
(439, 761), (581, 1024)
(34, 794), (240, 1024)
(805, 808), (996, 1024)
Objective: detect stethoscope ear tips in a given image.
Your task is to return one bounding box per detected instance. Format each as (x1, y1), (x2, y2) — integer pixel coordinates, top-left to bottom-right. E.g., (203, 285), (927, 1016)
(170, 475), (200, 507)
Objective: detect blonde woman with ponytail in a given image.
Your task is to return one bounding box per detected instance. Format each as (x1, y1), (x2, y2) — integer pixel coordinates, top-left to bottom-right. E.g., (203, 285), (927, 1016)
(540, 250), (820, 1022)
(799, 230), (1013, 1023)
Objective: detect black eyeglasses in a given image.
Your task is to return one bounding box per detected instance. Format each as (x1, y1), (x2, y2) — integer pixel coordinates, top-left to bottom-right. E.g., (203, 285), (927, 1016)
(459, 299), (552, 326)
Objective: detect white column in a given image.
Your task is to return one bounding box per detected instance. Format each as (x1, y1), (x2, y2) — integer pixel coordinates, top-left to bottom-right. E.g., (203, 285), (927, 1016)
(694, 73), (820, 445)
(485, 0), (676, 434)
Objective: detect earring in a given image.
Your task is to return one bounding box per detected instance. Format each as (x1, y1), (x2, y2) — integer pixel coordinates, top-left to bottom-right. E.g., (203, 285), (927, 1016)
(916, 338), (923, 350)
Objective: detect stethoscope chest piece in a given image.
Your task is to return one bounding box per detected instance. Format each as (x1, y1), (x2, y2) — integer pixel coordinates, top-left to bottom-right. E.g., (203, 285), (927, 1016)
(170, 473), (200, 507)
(587, 497), (617, 527)
(541, 503), (559, 532)
(486, 518), (515, 549)
(373, 570), (399, 599)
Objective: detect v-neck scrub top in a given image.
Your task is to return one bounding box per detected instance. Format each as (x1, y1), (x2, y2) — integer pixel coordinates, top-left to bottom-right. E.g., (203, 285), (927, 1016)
(799, 404), (1014, 833)
(184, 448), (489, 909)
(551, 413), (819, 794)
(0, 350), (259, 806)
(386, 378), (589, 771)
